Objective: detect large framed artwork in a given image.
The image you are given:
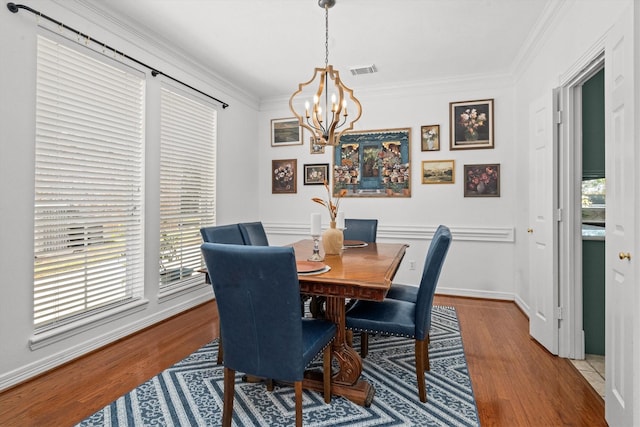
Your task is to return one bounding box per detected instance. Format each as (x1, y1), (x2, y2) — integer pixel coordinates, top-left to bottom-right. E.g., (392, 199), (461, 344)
(272, 159), (297, 194)
(271, 118), (303, 146)
(463, 163), (500, 197)
(450, 99), (494, 150)
(333, 128), (411, 197)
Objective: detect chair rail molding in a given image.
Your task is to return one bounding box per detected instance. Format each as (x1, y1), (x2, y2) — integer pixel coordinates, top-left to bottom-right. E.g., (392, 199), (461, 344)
(264, 222), (515, 243)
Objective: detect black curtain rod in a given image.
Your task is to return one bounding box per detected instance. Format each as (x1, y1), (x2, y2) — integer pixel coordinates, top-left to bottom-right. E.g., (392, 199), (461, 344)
(7, 2), (230, 109)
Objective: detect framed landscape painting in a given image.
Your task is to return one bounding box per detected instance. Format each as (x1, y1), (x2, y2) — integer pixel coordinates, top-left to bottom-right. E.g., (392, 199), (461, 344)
(271, 118), (303, 146)
(422, 160), (455, 184)
(272, 159), (297, 193)
(463, 163), (500, 197)
(450, 99), (494, 150)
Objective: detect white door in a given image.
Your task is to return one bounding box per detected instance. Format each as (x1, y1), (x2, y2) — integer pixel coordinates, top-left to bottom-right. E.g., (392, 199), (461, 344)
(528, 91), (559, 355)
(604, 7), (637, 426)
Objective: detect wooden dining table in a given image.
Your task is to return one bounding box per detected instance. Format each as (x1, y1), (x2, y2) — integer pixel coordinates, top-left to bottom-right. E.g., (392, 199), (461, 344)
(291, 239), (408, 407)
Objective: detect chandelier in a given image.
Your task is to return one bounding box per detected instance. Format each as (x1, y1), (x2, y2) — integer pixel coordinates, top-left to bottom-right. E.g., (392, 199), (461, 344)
(289, 0), (362, 146)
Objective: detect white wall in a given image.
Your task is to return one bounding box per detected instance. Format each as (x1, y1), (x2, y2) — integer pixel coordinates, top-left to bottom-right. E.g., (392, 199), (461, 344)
(0, 0), (259, 390)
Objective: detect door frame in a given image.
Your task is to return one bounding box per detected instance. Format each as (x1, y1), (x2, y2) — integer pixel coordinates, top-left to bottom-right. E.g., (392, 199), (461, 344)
(557, 50), (605, 360)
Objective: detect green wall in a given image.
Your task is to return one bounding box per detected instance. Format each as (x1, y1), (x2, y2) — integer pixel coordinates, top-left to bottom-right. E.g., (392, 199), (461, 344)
(582, 68), (605, 356)
(582, 68), (605, 179)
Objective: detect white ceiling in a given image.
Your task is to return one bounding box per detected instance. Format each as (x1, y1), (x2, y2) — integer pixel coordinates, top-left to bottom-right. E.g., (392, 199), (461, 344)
(94, 0), (553, 101)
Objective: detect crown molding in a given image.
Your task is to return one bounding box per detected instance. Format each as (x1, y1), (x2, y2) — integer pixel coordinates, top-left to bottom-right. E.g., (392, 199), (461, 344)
(59, 0), (259, 109)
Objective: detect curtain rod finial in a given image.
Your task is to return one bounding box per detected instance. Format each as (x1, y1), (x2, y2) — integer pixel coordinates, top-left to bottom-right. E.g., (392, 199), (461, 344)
(7, 3), (20, 13)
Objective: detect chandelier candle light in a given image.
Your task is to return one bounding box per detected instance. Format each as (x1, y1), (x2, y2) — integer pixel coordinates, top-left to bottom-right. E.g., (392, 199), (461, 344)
(289, 0), (362, 146)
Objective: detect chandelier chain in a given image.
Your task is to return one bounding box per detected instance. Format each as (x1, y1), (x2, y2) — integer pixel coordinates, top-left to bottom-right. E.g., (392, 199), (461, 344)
(324, 4), (329, 68)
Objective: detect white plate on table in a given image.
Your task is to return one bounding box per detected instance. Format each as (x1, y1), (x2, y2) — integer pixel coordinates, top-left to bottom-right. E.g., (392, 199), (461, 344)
(296, 261), (330, 275)
(343, 240), (368, 248)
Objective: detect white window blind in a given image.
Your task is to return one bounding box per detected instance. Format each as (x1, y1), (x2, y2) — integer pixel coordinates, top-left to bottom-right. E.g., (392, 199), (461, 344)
(159, 87), (216, 292)
(33, 35), (145, 330)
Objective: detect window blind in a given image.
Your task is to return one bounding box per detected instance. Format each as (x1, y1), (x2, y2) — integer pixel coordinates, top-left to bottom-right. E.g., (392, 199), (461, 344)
(33, 35), (145, 329)
(159, 87), (216, 292)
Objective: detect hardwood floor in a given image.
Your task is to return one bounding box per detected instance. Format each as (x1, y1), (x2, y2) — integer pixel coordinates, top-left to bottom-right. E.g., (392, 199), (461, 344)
(0, 296), (605, 426)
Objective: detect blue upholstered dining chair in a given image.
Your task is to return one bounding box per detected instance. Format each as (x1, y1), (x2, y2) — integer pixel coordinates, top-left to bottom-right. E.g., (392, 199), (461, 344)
(345, 225), (451, 403)
(200, 223), (246, 365)
(385, 225), (451, 303)
(343, 218), (378, 243)
(201, 243), (336, 427)
(238, 221), (270, 246)
(200, 223), (245, 245)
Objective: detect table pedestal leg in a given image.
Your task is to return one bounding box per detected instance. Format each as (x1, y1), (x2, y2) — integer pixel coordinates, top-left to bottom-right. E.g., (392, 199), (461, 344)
(303, 296), (375, 407)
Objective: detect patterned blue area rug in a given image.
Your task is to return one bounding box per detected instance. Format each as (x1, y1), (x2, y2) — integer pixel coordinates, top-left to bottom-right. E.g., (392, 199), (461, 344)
(77, 306), (479, 426)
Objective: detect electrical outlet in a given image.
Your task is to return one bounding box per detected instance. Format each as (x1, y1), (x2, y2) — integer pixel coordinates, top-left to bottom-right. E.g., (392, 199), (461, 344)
(409, 260), (416, 270)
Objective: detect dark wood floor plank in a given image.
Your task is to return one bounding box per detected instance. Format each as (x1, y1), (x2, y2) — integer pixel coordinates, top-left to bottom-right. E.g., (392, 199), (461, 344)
(0, 296), (605, 426)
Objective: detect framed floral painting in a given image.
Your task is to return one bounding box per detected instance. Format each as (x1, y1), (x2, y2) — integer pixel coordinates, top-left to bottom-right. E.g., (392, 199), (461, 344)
(450, 99), (494, 150)
(304, 163), (328, 185)
(421, 125), (440, 151)
(272, 159), (297, 193)
(309, 137), (325, 154)
(463, 163), (500, 197)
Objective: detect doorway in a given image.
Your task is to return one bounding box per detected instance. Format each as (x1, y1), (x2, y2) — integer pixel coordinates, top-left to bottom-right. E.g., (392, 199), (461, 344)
(575, 67), (606, 397)
(558, 55), (605, 397)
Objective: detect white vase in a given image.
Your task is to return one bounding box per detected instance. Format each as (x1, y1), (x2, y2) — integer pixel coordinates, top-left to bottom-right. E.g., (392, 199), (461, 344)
(322, 221), (343, 255)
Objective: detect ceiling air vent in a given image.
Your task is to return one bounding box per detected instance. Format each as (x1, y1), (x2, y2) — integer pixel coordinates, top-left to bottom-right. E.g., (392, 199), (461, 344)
(349, 64), (377, 76)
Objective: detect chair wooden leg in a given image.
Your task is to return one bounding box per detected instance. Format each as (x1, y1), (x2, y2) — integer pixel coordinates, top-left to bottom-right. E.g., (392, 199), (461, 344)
(415, 339), (427, 402)
(426, 334), (430, 371)
(294, 380), (303, 427)
(217, 325), (223, 365)
(360, 332), (369, 358)
(323, 344), (332, 403)
(222, 367), (235, 427)
(266, 379), (274, 391)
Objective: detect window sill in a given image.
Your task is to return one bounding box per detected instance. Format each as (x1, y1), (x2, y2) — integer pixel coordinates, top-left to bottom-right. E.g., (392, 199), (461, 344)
(29, 299), (149, 350)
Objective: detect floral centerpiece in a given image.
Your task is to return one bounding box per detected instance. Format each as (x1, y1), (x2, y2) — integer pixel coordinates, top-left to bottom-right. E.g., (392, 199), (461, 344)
(459, 108), (487, 141)
(312, 181), (347, 255)
(312, 180), (347, 222)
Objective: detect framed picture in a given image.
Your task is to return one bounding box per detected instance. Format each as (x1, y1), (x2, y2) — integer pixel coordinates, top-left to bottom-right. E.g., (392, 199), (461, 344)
(333, 128), (411, 197)
(422, 160), (455, 184)
(304, 163), (328, 185)
(464, 163), (500, 197)
(310, 137), (325, 154)
(272, 159), (297, 194)
(271, 118), (303, 146)
(421, 125), (440, 151)
(450, 99), (494, 150)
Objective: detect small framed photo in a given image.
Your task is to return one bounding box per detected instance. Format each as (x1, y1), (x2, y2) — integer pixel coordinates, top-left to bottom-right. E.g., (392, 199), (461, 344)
(271, 118), (303, 146)
(304, 163), (329, 185)
(310, 137), (325, 154)
(272, 159), (297, 194)
(464, 163), (500, 197)
(422, 160), (455, 184)
(450, 99), (494, 150)
(421, 125), (440, 151)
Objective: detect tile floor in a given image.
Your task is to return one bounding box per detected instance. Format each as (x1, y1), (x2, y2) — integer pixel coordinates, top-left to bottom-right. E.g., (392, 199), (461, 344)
(570, 354), (605, 398)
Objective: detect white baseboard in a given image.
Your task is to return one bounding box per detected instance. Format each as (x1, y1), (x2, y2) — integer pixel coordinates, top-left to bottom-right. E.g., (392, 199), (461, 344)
(0, 293), (214, 392)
